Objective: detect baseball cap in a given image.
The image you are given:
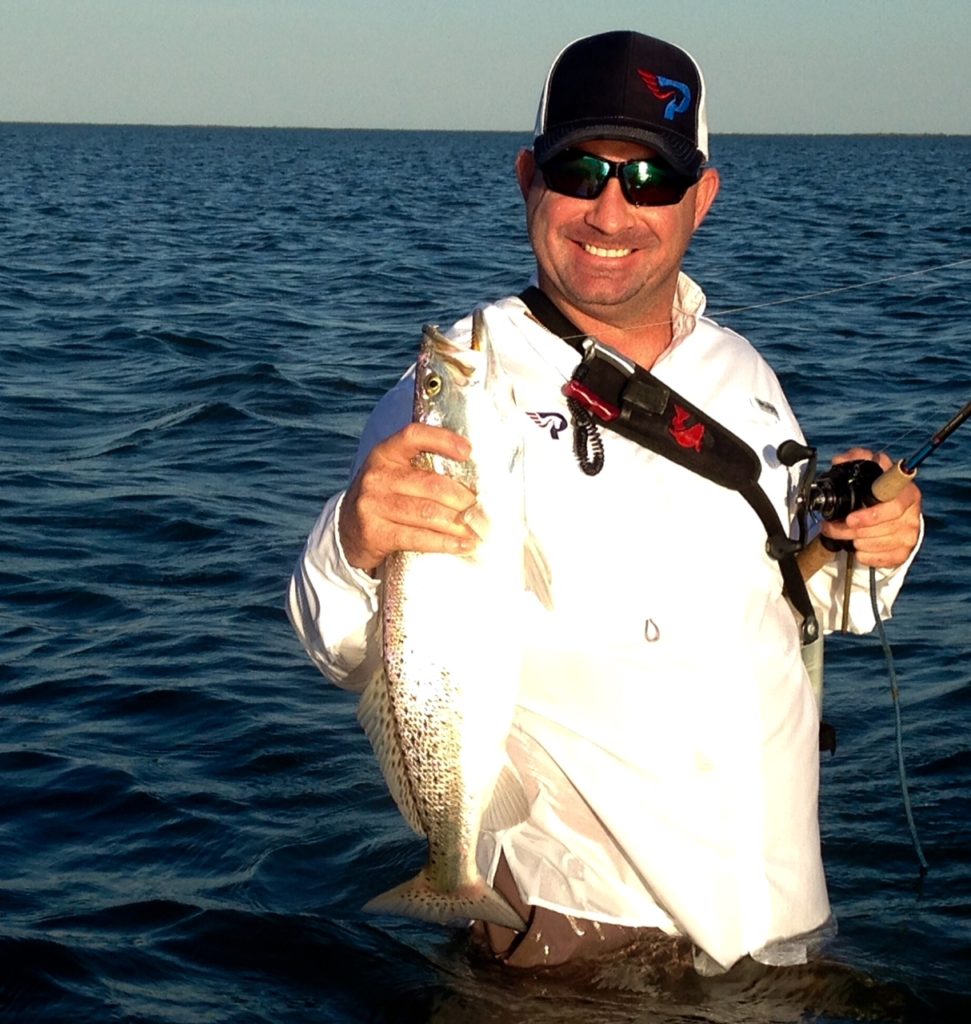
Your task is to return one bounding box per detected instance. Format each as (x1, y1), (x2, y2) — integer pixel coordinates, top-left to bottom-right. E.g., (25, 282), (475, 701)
(532, 31), (709, 179)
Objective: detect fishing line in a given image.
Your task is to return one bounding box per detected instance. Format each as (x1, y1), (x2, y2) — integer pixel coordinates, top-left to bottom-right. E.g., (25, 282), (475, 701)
(580, 255), (971, 336)
(707, 256), (971, 319)
(868, 566), (930, 878)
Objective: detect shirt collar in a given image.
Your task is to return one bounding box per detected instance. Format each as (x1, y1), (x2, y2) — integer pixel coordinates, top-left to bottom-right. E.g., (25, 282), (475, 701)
(671, 271), (707, 347)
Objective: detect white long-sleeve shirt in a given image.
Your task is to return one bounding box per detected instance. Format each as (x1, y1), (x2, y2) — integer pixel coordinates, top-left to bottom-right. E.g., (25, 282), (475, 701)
(288, 275), (913, 971)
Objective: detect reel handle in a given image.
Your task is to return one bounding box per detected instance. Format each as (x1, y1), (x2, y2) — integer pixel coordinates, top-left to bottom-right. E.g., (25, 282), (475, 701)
(797, 459), (916, 580)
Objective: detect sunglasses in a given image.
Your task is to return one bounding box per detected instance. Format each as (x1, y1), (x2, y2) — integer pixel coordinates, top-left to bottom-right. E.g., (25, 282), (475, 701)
(539, 149), (696, 207)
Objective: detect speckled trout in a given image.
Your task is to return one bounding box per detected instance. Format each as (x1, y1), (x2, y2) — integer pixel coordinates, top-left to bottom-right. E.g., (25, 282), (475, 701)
(357, 311), (548, 931)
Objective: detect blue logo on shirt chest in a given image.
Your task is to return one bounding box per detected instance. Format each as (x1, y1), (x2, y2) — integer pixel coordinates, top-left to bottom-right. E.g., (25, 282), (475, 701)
(527, 411), (568, 440)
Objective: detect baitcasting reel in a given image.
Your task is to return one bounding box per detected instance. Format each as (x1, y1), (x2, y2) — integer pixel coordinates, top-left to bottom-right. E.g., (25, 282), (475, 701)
(777, 440), (885, 552)
(779, 397), (970, 553)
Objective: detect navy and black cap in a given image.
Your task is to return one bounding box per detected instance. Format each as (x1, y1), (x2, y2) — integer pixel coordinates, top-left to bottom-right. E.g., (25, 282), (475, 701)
(532, 31), (709, 179)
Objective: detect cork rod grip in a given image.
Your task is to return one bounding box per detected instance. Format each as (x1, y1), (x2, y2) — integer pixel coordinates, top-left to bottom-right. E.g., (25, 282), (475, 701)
(870, 460), (917, 502)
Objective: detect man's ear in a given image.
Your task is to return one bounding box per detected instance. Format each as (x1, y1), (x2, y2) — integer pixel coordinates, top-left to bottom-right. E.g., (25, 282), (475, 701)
(692, 166), (720, 230)
(515, 148), (537, 199)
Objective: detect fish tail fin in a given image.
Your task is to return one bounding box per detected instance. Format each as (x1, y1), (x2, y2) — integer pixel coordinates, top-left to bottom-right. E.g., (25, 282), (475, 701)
(363, 872), (527, 931)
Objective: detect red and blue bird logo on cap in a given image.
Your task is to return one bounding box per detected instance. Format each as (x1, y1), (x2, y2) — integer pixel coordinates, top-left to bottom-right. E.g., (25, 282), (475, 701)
(637, 70), (692, 121)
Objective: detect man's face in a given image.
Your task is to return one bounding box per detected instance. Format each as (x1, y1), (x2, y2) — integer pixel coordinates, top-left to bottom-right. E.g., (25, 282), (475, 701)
(517, 139), (719, 330)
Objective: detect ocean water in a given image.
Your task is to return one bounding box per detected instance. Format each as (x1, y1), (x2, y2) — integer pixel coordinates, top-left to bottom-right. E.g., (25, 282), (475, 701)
(1, 124), (969, 1023)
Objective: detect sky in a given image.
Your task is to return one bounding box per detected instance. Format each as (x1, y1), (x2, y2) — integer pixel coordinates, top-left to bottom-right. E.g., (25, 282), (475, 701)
(2, 0), (968, 134)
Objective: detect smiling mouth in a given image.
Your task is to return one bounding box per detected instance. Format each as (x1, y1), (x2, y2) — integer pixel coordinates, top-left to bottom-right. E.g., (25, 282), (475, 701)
(582, 242), (633, 259)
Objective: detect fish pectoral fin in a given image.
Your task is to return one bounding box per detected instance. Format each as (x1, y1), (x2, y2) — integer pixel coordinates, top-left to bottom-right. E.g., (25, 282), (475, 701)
(461, 501), (491, 543)
(481, 762), (530, 832)
(356, 672), (426, 837)
(524, 532), (554, 611)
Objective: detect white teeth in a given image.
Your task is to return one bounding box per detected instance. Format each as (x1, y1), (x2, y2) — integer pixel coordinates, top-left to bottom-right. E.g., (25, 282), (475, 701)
(583, 243), (631, 258)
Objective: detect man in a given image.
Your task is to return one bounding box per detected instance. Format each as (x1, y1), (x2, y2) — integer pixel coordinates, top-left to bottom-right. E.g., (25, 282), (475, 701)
(288, 31), (922, 974)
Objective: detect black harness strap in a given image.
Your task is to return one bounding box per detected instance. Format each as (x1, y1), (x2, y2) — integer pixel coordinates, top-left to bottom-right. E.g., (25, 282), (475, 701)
(519, 286), (819, 645)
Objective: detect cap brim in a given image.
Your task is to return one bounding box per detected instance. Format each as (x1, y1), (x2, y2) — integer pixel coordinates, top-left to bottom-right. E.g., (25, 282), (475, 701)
(534, 122), (703, 179)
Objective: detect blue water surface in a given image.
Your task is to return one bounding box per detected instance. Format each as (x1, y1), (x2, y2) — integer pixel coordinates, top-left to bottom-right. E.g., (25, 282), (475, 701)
(1, 125), (969, 1023)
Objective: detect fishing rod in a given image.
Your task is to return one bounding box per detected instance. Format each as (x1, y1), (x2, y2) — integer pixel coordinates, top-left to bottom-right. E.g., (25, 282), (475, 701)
(792, 398), (971, 580)
(784, 399), (970, 877)
(899, 399), (971, 473)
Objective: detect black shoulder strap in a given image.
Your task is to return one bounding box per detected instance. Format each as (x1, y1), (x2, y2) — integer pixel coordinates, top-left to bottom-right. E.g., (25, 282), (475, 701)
(519, 286), (819, 644)
(519, 285), (582, 343)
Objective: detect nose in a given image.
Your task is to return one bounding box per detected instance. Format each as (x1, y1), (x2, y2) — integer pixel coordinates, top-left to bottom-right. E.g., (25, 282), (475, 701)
(583, 175), (633, 234)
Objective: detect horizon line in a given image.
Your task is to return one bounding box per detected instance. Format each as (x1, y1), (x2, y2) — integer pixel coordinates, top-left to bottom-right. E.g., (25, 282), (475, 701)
(2, 120), (968, 138)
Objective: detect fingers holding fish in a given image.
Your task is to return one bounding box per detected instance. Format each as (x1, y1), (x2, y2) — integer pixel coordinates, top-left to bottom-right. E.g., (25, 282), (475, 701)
(392, 421), (473, 466)
(339, 423), (479, 572)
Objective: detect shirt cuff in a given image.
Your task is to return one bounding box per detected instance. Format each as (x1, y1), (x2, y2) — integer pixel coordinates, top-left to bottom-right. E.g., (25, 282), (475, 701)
(304, 492), (380, 599)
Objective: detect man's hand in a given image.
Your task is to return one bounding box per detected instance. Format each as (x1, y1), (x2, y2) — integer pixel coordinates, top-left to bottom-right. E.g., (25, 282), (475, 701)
(338, 423), (478, 573)
(819, 448), (922, 569)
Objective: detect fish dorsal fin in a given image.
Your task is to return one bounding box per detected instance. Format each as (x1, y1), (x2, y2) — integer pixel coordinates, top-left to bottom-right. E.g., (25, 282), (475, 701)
(481, 762), (530, 832)
(357, 671), (426, 837)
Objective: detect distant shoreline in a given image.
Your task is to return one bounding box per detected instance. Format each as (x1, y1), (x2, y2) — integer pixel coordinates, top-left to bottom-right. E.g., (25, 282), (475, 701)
(1, 121), (968, 139)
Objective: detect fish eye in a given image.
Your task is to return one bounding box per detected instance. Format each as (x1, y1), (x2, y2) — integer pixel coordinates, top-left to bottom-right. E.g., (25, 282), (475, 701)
(424, 373), (443, 397)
